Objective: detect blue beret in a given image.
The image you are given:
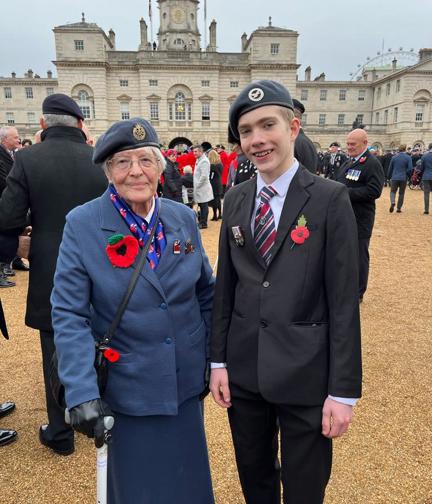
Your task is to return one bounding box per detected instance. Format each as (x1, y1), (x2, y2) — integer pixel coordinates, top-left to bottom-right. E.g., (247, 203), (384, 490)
(42, 93), (84, 121)
(229, 80), (294, 142)
(93, 118), (160, 164)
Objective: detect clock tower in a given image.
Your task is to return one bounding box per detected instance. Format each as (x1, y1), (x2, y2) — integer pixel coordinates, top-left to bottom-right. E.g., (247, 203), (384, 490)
(157, 0), (201, 50)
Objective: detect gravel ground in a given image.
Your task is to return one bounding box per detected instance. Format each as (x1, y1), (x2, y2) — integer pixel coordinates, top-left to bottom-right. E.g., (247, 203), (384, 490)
(0, 186), (431, 504)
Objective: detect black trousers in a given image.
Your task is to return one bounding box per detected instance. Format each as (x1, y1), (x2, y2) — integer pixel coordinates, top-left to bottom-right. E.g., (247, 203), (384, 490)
(390, 180), (407, 210)
(39, 330), (74, 444)
(198, 203), (209, 226)
(358, 237), (370, 299)
(228, 397), (332, 504)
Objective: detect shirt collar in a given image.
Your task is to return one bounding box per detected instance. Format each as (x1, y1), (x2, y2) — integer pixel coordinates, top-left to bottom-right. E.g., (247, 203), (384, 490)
(144, 197), (156, 223)
(353, 149), (368, 161)
(256, 159), (300, 198)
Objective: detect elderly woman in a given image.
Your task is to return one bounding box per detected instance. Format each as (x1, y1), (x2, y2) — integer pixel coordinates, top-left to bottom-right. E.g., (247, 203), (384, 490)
(51, 118), (215, 503)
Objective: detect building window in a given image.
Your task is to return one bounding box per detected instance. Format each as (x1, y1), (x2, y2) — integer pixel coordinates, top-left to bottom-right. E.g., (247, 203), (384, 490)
(175, 92), (186, 121)
(384, 110), (388, 124)
(338, 114), (345, 126)
(377, 87), (381, 100)
(394, 107), (398, 123)
(6, 112), (14, 125)
(173, 38), (185, 46)
(302, 114), (307, 126)
(270, 43), (279, 55)
(150, 102), (159, 121)
(202, 102), (210, 121)
(46, 87), (54, 96)
(396, 80), (401, 93)
(78, 90), (92, 119)
(320, 90), (327, 101)
(230, 81), (239, 88)
(358, 90), (366, 101)
(74, 40), (84, 51)
(300, 89), (308, 101)
(4, 87), (12, 99)
(120, 79), (129, 87)
(319, 114), (326, 126)
(386, 83), (391, 96)
(201, 80), (210, 87)
(169, 103), (173, 121)
(339, 89), (347, 101)
(375, 112), (379, 124)
(415, 103), (425, 122)
(27, 112), (36, 123)
(120, 102), (130, 120)
(149, 79), (158, 86)
(25, 87), (33, 99)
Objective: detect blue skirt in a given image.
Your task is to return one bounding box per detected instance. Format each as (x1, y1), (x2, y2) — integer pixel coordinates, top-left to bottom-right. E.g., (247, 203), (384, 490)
(107, 396), (214, 504)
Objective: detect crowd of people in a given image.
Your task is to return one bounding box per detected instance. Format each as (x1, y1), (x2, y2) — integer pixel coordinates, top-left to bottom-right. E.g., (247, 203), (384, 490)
(0, 79), (428, 504)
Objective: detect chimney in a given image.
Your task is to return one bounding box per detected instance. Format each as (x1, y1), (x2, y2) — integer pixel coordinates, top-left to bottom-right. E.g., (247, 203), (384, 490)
(108, 29), (116, 49)
(419, 48), (432, 62)
(241, 33), (248, 52)
(27, 69), (33, 78)
(11, 72), (16, 78)
(208, 19), (217, 51)
(305, 66), (311, 81)
(139, 18), (149, 50)
(392, 57), (397, 71)
(47, 70), (53, 79)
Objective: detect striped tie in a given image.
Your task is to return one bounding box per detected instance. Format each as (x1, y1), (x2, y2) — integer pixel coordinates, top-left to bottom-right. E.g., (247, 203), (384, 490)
(254, 186), (277, 265)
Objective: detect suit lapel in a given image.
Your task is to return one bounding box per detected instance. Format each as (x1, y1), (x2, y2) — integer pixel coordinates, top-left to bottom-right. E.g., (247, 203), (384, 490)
(98, 190), (165, 299)
(270, 166), (313, 263)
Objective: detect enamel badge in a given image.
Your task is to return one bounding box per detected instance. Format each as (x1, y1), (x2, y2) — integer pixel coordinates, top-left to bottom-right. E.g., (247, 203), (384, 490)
(231, 226), (245, 247)
(173, 240), (181, 255)
(185, 239), (195, 254)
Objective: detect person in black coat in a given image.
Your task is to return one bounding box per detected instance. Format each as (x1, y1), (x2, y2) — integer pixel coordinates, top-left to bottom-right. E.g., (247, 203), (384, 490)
(292, 99), (318, 173)
(0, 93), (107, 455)
(0, 126), (20, 195)
(323, 142), (347, 180)
(336, 130), (384, 302)
(208, 149), (223, 220)
(163, 149), (183, 202)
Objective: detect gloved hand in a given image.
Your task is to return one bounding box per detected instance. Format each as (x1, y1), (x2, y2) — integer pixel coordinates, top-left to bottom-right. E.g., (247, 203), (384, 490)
(69, 399), (113, 448)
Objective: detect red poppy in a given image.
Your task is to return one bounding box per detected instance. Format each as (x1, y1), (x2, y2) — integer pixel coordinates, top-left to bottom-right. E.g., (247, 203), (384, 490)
(103, 348), (120, 363)
(106, 234), (139, 268)
(359, 157), (367, 164)
(291, 226), (310, 245)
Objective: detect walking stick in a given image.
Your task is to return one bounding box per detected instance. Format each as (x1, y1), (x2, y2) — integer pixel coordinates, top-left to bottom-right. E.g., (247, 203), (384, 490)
(65, 409), (115, 504)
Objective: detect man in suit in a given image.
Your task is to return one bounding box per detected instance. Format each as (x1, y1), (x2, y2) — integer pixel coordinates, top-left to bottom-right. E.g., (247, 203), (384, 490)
(193, 145), (213, 229)
(292, 99), (318, 174)
(336, 129), (384, 302)
(419, 142), (432, 214)
(388, 144), (412, 213)
(210, 80), (362, 504)
(0, 93), (107, 455)
(323, 142), (348, 180)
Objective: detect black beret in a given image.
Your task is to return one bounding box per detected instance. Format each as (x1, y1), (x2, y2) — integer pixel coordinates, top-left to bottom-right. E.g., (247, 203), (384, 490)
(93, 118), (160, 164)
(229, 80), (294, 142)
(329, 142), (340, 148)
(42, 93), (84, 121)
(201, 141), (212, 152)
(292, 99), (305, 114)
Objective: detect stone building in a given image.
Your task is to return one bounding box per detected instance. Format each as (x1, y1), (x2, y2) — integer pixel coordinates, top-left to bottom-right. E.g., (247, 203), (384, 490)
(1, 0), (431, 151)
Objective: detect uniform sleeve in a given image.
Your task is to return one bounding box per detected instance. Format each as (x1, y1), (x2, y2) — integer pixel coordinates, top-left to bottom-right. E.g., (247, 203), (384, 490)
(50, 213), (100, 409)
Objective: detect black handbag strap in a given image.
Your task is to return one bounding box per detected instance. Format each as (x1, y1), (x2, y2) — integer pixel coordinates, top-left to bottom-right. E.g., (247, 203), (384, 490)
(100, 204), (161, 347)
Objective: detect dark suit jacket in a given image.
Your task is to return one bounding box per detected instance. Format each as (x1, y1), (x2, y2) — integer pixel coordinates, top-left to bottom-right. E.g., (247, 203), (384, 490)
(336, 150), (384, 239)
(211, 166), (362, 406)
(294, 129), (318, 173)
(0, 126), (107, 331)
(163, 159), (183, 202)
(0, 145), (14, 195)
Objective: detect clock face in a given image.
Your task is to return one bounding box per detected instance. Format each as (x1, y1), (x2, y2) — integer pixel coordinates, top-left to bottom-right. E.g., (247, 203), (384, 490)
(172, 7), (186, 24)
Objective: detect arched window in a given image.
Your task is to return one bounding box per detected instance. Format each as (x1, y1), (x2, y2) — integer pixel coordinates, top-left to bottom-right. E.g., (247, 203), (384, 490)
(168, 86), (192, 122)
(175, 92), (186, 120)
(77, 90), (94, 119)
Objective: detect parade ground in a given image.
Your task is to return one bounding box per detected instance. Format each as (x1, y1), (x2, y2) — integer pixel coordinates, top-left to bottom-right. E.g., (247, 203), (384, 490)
(0, 186), (431, 504)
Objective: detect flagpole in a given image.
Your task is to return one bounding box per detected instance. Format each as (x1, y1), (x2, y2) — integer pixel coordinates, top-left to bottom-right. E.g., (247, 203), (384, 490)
(203, 0), (207, 50)
(149, 0), (154, 45)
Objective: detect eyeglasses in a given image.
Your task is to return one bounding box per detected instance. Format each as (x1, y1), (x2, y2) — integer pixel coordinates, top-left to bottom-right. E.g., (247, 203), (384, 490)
(108, 155), (158, 171)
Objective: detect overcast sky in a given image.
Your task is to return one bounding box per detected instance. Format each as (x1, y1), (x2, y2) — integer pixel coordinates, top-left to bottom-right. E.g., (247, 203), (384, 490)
(1, 0), (432, 81)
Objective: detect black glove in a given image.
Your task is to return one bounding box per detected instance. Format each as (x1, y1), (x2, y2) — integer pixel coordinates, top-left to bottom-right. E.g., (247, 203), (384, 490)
(69, 399), (113, 448)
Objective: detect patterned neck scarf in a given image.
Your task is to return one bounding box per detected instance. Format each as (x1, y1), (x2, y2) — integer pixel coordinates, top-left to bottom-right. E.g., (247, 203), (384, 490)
(109, 184), (167, 270)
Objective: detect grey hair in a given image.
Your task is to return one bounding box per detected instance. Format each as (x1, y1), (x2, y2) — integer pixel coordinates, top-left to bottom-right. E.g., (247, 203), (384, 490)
(0, 126), (16, 143)
(102, 146), (166, 176)
(43, 114), (79, 128)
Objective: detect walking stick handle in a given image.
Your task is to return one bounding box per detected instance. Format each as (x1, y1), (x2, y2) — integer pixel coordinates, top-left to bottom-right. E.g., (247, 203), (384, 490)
(64, 409), (114, 431)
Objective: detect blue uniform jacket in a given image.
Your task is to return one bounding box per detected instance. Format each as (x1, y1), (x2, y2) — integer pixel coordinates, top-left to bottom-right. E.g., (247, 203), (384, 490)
(420, 151), (432, 181)
(388, 152), (412, 181)
(51, 189), (214, 416)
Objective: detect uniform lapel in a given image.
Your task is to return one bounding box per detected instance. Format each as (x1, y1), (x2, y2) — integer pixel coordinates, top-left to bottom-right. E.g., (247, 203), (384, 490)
(269, 166), (313, 263)
(99, 190), (165, 299)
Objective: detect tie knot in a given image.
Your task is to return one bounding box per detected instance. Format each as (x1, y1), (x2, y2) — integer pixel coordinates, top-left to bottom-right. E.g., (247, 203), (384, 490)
(259, 186), (277, 203)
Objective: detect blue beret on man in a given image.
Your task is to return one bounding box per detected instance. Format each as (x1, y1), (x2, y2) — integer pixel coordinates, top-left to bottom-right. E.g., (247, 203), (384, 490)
(93, 118), (160, 164)
(228, 80), (294, 142)
(42, 93), (85, 121)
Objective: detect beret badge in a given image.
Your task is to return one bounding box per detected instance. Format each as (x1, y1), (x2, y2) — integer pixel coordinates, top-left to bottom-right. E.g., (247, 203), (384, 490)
(248, 88), (265, 102)
(132, 123), (146, 141)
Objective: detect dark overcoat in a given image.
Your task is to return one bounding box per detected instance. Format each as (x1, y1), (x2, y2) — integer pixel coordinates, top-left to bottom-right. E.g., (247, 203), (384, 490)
(211, 166), (362, 405)
(0, 145), (14, 194)
(294, 128), (318, 173)
(0, 126), (107, 331)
